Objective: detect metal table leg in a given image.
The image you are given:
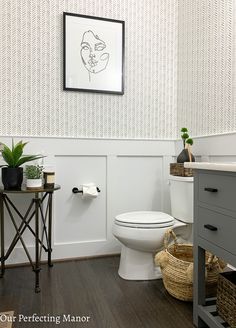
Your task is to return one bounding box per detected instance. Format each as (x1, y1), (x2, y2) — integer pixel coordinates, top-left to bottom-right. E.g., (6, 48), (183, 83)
(48, 193), (53, 267)
(0, 193), (5, 278)
(34, 194), (41, 293)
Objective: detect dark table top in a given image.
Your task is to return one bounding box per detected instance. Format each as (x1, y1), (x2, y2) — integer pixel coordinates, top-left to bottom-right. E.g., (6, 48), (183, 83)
(0, 184), (61, 194)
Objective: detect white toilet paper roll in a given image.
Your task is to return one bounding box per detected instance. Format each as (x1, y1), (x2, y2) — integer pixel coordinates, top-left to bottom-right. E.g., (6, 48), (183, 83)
(82, 183), (98, 199)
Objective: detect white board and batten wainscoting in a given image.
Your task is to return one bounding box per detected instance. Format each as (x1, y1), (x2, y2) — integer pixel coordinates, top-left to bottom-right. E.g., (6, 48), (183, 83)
(0, 137), (176, 265)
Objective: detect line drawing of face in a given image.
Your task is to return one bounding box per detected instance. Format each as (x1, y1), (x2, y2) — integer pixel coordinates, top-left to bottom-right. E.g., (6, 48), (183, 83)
(80, 30), (110, 81)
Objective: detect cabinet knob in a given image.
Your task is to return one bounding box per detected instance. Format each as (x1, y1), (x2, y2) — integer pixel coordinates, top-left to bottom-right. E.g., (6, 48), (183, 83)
(204, 224), (218, 231)
(204, 187), (218, 192)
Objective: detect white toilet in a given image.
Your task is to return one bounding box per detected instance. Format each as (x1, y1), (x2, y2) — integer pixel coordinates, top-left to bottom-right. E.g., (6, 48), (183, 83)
(112, 176), (194, 280)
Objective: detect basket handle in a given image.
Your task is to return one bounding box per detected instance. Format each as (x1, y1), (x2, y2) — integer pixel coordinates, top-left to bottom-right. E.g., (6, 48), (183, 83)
(186, 255), (217, 283)
(163, 229), (178, 249)
(206, 254), (218, 270)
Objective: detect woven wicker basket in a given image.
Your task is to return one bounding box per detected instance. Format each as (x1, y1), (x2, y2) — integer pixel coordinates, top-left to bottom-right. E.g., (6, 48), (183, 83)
(170, 163), (193, 177)
(216, 271), (236, 327)
(155, 230), (226, 301)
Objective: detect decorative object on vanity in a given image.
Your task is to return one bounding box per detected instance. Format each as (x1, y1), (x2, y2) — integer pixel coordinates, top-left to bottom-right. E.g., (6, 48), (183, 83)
(25, 165), (43, 189)
(216, 271), (236, 327)
(0, 140), (45, 190)
(63, 12), (125, 95)
(155, 229), (226, 301)
(177, 127), (195, 163)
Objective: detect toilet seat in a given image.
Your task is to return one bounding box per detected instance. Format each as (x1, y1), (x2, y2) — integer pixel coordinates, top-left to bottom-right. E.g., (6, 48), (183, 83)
(115, 211), (174, 229)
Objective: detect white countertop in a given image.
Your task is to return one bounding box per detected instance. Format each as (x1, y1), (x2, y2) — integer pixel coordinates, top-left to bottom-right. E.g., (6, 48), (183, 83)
(184, 162), (236, 172)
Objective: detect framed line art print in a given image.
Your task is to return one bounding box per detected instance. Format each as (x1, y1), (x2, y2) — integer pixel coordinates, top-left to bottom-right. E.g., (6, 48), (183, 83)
(63, 12), (125, 94)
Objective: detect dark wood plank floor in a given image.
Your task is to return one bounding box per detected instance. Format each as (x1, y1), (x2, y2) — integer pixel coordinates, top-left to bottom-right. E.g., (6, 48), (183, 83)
(0, 256), (194, 328)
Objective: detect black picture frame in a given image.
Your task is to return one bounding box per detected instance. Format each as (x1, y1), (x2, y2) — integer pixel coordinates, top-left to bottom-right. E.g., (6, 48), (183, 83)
(63, 12), (125, 95)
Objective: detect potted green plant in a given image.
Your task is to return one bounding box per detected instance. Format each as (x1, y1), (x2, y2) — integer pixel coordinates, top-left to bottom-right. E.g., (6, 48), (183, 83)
(177, 128), (195, 163)
(25, 165), (43, 189)
(0, 140), (44, 190)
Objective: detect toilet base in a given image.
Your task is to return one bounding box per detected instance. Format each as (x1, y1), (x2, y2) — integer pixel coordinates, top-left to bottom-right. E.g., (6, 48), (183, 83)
(118, 245), (162, 280)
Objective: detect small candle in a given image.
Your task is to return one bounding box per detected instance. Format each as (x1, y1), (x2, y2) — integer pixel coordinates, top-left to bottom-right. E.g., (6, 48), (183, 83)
(44, 171), (55, 188)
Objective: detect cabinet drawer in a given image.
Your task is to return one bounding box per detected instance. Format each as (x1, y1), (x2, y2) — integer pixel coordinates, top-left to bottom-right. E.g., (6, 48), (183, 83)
(198, 207), (236, 255)
(199, 173), (236, 211)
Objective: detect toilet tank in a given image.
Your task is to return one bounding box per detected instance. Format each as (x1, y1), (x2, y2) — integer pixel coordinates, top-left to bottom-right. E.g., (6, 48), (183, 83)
(169, 176), (194, 223)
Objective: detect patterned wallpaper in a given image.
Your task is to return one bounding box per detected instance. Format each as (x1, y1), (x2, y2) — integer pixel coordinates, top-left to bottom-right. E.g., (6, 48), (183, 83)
(0, 0), (178, 139)
(177, 0), (235, 137)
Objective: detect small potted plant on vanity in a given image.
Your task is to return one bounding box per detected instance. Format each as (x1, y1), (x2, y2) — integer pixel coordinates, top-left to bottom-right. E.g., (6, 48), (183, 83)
(0, 140), (44, 190)
(25, 165), (43, 189)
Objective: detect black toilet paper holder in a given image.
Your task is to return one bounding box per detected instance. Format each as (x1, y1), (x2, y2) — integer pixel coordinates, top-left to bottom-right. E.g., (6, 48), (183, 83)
(72, 187), (101, 194)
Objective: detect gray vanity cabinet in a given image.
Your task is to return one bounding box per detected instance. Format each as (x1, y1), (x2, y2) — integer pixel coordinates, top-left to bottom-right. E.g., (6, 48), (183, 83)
(193, 169), (236, 328)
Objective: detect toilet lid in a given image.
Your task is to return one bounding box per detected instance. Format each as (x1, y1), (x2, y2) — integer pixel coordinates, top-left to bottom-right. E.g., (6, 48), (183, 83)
(115, 211), (174, 228)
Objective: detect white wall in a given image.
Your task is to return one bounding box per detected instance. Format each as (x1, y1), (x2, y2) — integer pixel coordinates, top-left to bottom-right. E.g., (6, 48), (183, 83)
(1, 137), (175, 264)
(177, 0), (235, 137)
(0, 0), (178, 139)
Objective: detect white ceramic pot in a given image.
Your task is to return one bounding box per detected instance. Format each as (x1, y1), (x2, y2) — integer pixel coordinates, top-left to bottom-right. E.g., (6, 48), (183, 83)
(26, 178), (42, 189)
